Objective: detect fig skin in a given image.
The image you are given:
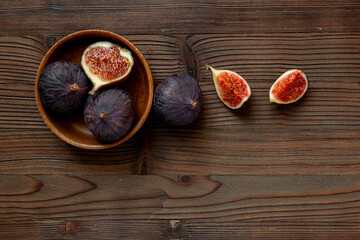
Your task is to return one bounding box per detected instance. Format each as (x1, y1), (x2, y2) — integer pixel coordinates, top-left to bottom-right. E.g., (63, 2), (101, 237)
(38, 61), (91, 114)
(153, 73), (202, 126)
(84, 88), (134, 142)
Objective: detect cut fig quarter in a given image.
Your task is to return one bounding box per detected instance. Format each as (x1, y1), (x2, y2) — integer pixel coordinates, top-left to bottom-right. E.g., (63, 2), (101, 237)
(206, 65), (251, 109)
(269, 69), (308, 104)
(81, 41), (134, 95)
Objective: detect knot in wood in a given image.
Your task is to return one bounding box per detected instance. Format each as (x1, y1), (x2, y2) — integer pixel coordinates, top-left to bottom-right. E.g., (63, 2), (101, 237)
(180, 175), (191, 183)
(62, 220), (78, 234)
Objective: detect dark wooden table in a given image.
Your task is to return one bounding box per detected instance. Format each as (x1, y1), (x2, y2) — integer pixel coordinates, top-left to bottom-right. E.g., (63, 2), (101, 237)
(1, 1), (360, 239)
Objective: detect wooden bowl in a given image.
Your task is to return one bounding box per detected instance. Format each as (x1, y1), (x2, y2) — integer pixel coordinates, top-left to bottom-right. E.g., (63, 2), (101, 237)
(35, 30), (153, 150)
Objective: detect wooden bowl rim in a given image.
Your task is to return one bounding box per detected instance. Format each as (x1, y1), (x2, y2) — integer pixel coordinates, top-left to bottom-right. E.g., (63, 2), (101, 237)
(35, 29), (153, 150)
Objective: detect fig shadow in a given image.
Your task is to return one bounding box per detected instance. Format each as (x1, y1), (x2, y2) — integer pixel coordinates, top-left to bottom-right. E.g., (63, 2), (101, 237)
(269, 91), (309, 112)
(230, 98), (253, 117)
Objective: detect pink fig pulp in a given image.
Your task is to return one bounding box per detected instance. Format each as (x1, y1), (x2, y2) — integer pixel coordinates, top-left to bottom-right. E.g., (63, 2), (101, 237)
(81, 41), (134, 95)
(207, 65), (251, 109)
(269, 69), (308, 104)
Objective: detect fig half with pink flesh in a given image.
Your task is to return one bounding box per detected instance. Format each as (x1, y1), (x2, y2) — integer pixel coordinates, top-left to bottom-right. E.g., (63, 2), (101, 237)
(81, 41), (134, 95)
(207, 65), (251, 109)
(269, 69), (308, 104)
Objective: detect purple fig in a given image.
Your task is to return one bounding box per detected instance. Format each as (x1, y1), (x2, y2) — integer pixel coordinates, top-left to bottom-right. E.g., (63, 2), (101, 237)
(84, 88), (134, 142)
(153, 73), (202, 126)
(38, 61), (91, 113)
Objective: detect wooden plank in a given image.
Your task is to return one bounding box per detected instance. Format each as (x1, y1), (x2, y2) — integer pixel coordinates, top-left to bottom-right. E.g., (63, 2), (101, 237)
(1, 220), (360, 240)
(0, 174), (359, 239)
(1, 0), (360, 35)
(1, 34), (360, 174)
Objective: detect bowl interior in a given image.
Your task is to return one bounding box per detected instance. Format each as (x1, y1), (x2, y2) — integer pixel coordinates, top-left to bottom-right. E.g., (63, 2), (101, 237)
(35, 30), (153, 150)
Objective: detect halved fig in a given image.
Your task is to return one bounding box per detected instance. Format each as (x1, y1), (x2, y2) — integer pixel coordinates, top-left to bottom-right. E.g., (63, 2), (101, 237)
(206, 65), (251, 109)
(269, 69), (308, 104)
(81, 41), (134, 94)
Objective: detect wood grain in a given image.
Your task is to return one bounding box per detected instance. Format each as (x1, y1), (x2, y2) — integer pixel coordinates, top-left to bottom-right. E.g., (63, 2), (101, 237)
(1, 1), (360, 238)
(1, 0), (360, 35)
(0, 174), (360, 239)
(2, 220), (360, 240)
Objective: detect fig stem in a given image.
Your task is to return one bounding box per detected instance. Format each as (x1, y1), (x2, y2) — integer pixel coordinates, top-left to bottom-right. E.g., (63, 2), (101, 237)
(99, 112), (106, 119)
(190, 101), (197, 110)
(70, 83), (79, 92)
(206, 65), (219, 76)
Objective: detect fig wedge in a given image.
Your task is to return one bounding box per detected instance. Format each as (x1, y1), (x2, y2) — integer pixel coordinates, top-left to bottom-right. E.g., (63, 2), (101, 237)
(269, 69), (308, 104)
(81, 41), (134, 94)
(207, 65), (251, 109)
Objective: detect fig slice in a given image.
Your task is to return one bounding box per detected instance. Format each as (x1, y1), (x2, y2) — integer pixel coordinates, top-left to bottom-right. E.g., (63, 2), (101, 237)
(269, 69), (308, 104)
(81, 41), (134, 95)
(206, 65), (251, 109)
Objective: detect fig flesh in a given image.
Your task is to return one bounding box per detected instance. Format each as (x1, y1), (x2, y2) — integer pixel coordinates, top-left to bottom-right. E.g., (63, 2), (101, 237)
(153, 73), (202, 126)
(81, 41), (134, 95)
(38, 61), (91, 114)
(207, 65), (251, 109)
(84, 88), (134, 142)
(269, 69), (308, 104)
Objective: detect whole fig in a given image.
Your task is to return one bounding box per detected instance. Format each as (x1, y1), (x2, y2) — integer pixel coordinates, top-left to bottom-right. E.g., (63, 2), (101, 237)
(38, 61), (91, 113)
(153, 73), (202, 126)
(84, 88), (134, 142)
